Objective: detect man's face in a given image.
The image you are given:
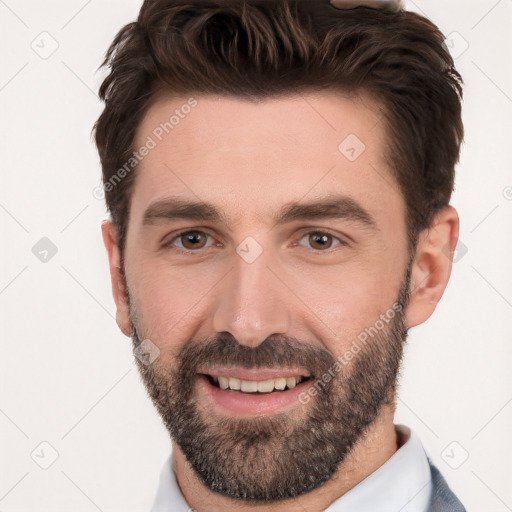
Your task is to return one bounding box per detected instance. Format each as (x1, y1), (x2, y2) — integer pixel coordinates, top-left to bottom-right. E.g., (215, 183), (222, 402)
(122, 91), (412, 501)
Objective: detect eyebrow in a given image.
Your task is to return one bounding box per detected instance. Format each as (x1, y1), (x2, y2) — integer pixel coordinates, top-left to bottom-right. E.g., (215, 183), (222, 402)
(142, 195), (377, 229)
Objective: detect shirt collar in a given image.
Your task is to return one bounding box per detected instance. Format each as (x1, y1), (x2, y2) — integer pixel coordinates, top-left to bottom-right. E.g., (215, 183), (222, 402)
(150, 424), (432, 512)
(325, 424), (432, 511)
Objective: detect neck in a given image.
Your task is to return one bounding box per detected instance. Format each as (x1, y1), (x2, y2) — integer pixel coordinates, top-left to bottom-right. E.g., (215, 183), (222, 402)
(173, 407), (398, 512)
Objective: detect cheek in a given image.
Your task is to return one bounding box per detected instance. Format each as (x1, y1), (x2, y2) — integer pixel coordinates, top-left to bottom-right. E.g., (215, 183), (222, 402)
(129, 260), (218, 348)
(297, 262), (403, 345)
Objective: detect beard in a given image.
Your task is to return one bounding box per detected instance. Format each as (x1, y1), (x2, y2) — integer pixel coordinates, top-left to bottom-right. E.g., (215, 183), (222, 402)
(129, 266), (411, 503)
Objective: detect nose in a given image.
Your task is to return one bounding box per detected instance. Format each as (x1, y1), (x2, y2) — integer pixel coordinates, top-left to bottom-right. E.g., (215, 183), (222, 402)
(212, 247), (291, 348)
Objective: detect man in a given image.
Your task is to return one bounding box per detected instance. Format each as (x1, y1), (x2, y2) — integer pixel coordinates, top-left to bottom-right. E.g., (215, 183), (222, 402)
(94, 0), (467, 510)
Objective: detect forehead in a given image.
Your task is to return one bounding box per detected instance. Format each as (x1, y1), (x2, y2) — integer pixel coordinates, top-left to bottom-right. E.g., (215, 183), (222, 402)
(130, 90), (401, 227)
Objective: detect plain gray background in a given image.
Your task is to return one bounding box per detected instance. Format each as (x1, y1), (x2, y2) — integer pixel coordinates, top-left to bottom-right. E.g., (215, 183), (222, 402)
(1, 0), (511, 510)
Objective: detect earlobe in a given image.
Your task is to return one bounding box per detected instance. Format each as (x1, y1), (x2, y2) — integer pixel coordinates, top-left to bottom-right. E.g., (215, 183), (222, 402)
(405, 206), (459, 328)
(101, 220), (133, 337)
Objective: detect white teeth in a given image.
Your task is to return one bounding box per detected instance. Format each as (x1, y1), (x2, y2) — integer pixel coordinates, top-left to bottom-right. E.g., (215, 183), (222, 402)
(241, 380), (258, 392)
(229, 377), (241, 390)
(211, 375), (305, 393)
(274, 377), (286, 390)
(257, 379), (275, 393)
(286, 377), (297, 389)
(218, 376), (229, 390)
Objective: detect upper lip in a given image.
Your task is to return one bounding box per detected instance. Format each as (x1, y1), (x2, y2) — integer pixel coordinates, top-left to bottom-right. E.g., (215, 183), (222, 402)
(199, 367), (311, 381)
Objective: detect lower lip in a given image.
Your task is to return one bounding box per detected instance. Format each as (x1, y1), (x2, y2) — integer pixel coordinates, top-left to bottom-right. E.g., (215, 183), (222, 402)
(196, 375), (312, 416)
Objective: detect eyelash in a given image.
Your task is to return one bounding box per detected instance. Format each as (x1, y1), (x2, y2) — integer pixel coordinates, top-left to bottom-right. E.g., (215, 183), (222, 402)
(162, 229), (348, 255)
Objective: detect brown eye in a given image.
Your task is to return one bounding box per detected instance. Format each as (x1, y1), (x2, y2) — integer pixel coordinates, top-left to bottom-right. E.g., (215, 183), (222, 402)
(298, 231), (345, 251)
(178, 230), (208, 250)
(309, 232), (333, 250)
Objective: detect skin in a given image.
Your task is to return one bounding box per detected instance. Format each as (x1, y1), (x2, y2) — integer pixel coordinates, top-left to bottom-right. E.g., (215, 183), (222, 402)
(102, 91), (459, 512)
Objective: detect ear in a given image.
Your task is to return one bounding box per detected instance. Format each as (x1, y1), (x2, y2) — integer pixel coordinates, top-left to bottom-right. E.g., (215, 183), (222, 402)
(101, 220), (133, 337)
(405, 206), (459, 328)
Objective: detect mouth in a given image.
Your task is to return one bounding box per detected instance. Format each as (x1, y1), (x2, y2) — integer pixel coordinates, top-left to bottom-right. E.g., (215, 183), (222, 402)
(196, 369), (314, 415)
(201, 374), (311, 394)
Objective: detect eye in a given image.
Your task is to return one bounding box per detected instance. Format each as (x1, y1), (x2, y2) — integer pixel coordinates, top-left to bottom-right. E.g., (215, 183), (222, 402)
(163, 230), (219, 253)
(297, 231), (347, 251)
(162, 229), (348, 255)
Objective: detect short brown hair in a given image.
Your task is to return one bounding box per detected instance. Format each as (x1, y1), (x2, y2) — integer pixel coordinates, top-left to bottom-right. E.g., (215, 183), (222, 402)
(93, 0), (464, 255)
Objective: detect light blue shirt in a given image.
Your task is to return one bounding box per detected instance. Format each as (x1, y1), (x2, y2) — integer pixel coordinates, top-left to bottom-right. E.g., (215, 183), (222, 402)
(150, 424), (433, 512)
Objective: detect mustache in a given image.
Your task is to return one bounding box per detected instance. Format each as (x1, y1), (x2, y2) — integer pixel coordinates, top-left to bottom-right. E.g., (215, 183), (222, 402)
(172, 333), (337, 381)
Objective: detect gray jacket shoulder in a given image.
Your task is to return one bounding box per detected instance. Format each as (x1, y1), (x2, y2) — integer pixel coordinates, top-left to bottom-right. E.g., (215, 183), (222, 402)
(427, 456), (467, 512)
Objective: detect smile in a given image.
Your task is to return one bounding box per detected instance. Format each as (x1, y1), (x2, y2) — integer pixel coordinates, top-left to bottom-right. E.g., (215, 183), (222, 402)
(204, 374), (309, 393)
(196, 369), (313, 415)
